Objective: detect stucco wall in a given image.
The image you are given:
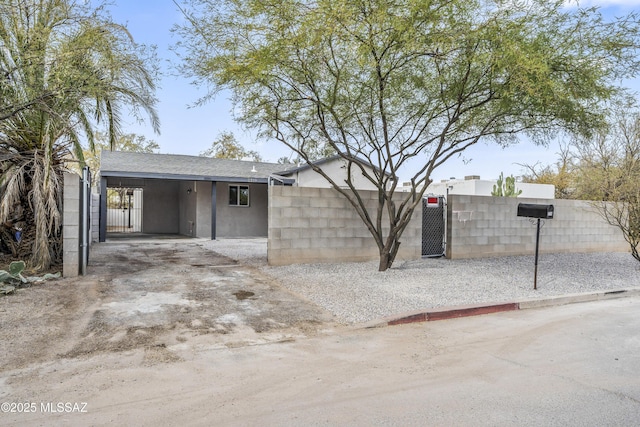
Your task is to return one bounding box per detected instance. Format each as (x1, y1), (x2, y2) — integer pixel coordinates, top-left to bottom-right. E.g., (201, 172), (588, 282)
(196, 181), (213, 238)
(178, 181), (197, 236)
(424, 179), (555, 199)
(293, 158), (384, 191)
(268, 186), (422, 265)
(142, 179), (179, 234)
(446, 195), (628, 259)
(216, 182), (269, 237)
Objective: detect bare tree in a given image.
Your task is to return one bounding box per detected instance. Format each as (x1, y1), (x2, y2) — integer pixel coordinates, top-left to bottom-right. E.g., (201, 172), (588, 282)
(519, 143), (575, 199)
(575, 106), (640, 261)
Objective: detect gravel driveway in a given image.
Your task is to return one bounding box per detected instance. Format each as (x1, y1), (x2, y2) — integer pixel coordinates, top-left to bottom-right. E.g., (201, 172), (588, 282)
(201, 238), (640, 324)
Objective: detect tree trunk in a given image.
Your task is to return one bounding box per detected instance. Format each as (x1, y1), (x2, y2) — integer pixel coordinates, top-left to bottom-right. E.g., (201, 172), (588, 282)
(377, 234), (402, 272)
(378, 251), (391, 272)
(631, 244), (639, 262)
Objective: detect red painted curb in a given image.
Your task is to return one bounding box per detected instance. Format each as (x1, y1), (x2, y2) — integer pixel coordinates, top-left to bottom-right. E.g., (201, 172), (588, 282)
(387, 312), (428, 325)
(387, 302), (520, 326)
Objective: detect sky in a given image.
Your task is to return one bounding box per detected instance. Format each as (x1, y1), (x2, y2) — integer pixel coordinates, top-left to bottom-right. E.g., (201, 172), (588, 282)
(102, 0), (640, 183)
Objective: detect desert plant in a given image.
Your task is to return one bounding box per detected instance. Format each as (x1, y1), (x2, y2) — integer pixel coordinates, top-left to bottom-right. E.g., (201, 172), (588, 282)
(0, 260), (61, 295)
(0, 260), (25, 294)
(492, 172), (523, 197)
(0, 261), (27, 284)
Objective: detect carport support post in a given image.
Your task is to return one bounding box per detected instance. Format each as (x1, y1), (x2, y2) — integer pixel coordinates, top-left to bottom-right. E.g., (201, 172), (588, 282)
(534, 218), (541, 290)
(127, 191), (132, 228)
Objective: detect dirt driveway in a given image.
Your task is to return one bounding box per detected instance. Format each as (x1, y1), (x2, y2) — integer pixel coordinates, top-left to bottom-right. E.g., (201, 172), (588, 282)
(0, 238), (335, 371)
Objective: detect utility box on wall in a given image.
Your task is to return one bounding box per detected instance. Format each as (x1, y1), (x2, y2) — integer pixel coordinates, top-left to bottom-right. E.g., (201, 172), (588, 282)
(517, 203), (554, 219)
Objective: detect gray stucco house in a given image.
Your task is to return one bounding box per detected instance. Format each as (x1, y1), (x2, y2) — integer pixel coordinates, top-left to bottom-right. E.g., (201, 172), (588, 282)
(98, 151), (389, 242)
(98, 151), (295, 242)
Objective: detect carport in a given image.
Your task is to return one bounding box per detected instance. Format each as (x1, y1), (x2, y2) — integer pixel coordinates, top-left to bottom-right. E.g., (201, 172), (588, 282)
(98, 151), (293, 242)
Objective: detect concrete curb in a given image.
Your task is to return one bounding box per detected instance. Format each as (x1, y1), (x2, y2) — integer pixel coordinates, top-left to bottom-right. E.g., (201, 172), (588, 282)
(362, 287), (640, 328)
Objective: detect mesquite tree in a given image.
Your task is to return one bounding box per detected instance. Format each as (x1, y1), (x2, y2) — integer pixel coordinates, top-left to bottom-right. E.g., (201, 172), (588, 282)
(174, 0), (640, 270)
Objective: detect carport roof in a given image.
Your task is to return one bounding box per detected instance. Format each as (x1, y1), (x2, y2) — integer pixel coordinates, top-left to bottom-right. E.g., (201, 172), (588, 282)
(100, 151), (294, 183)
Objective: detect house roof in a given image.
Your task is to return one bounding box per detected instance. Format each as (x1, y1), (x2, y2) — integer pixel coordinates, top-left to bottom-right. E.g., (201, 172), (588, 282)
(100, 151), (294, 183)
(277, 154), (394, 178)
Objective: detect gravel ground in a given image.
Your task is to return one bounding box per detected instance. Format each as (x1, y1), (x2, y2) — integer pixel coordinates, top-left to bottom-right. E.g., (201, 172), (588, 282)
(201, 238), (640, 324)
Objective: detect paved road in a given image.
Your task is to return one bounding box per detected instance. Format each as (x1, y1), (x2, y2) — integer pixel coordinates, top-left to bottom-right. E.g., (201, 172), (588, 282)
(4, 296), (640, 426)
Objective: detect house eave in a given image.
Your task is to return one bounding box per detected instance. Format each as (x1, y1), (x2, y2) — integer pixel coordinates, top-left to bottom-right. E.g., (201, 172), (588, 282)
(100, 170), (273, 184)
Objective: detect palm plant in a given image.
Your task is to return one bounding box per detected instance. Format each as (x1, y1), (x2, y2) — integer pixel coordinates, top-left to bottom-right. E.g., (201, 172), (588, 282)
(0, 0), (159, 270)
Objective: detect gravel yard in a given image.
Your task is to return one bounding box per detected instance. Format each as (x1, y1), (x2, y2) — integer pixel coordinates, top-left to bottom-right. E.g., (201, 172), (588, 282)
(202, 238), (640, 324)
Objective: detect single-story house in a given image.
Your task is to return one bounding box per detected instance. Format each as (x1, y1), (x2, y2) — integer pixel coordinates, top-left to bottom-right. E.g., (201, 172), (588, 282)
(98, 151), (388, 241)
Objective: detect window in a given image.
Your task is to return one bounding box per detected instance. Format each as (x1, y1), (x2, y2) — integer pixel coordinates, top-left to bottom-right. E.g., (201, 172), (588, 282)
(229, 185), (249, 206)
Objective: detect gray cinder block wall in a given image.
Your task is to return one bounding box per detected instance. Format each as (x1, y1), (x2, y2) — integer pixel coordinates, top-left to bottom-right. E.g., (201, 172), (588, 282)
(91, 193), (100, 243)
(446, 195), (629, 259)
(63, 172), (81, 277)
(268, 186), (422, 265)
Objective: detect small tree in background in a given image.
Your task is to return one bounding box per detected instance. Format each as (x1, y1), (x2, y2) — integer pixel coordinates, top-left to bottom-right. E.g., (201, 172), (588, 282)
(199, 131), (262, 162)
(600, 187), (640, 262)
(575, 106), (640, 262)
(520, 103), (640, 262)
(82, 133), (160, 209)
(519, 143), (575, 199)
(83, 132), (160, 187)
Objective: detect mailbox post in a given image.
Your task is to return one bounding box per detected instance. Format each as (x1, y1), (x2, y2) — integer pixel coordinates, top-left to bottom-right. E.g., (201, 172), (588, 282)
(517, 203), (554, 290)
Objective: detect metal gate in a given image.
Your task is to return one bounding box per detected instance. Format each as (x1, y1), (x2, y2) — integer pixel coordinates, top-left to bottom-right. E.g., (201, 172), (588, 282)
(422, 195), (445, 257)
(79, 167), (91, 275)
(106, 188), (143, 233)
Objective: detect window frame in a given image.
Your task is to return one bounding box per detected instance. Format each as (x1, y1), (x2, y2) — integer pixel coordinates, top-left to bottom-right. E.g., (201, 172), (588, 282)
(228, 184), (250, 207)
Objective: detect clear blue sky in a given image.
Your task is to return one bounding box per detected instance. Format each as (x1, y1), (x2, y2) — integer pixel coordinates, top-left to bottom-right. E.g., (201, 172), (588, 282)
(103, 0), (640, 182)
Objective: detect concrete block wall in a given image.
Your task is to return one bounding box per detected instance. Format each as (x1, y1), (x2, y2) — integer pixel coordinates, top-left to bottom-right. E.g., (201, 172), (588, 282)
(268, 186), (422, 265)
(446, 195), (629, 259)
(63, 172), (80, 277)
(91, 193), (100, 243)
